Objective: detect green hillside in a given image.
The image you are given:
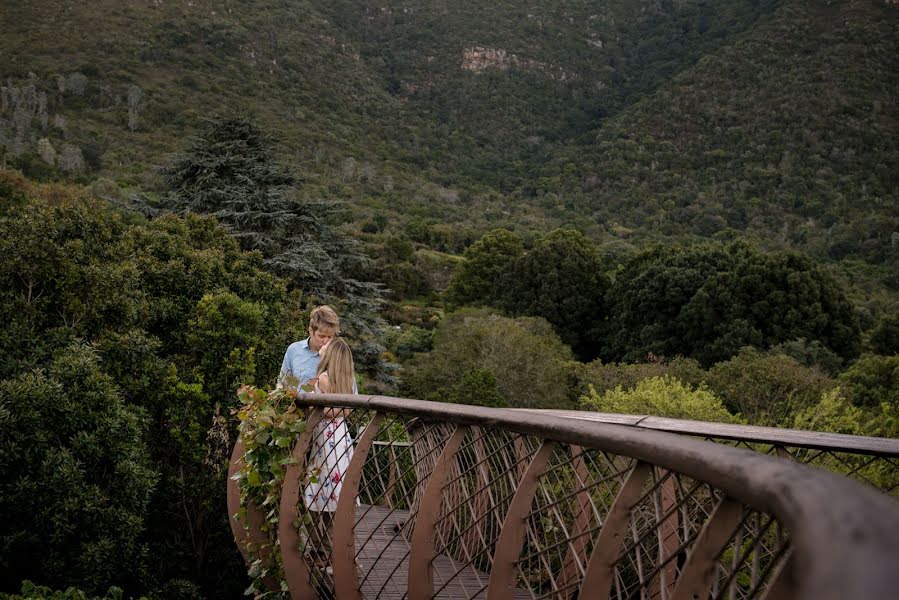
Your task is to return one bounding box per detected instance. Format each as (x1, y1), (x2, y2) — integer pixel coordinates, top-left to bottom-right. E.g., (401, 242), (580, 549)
(0, 0), (896, 281)
(555, 0), (898, 267)
(2, 2), (898, 597)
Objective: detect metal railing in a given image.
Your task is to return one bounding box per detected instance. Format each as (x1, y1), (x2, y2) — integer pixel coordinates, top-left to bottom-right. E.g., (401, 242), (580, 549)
(227, 395), (899, 600)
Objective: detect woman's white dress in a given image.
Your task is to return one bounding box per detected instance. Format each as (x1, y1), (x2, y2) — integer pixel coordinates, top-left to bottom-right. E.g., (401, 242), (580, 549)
(303, 378), (354, 512)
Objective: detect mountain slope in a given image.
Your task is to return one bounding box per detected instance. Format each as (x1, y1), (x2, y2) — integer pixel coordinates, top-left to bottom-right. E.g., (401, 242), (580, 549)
(555, 0), (898, 266)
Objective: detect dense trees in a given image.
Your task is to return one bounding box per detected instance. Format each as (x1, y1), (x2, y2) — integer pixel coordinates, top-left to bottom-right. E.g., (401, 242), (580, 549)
(161, 114), (383, 326)
(401, 309), (573, 409)
(445, 228), (609, 358)
(603, 242), (861, 366)
(0, 345), (156, 594)
(503, 229), (609, 358)
(0, 192), (304, 597)
(602, 242), (744, 363)
(445, 228), (523, 308)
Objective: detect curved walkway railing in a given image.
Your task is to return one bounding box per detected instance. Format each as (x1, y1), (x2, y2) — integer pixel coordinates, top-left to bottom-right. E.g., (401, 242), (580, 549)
(228, 394), (899, 600)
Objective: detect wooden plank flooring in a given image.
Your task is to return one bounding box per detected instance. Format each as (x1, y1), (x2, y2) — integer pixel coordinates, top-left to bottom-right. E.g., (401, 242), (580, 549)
(327, 504), (532, 599)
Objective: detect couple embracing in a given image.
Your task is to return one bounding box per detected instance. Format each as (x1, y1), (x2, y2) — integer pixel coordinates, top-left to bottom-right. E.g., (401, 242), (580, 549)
(278, 305), (358, 565)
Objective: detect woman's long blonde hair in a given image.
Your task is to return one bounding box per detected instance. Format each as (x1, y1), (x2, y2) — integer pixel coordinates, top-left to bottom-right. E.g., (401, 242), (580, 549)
(316, 338), (356, 394)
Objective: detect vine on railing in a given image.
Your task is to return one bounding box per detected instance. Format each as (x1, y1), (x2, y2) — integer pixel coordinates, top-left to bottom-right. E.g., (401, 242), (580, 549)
(232, 384), (307, 597)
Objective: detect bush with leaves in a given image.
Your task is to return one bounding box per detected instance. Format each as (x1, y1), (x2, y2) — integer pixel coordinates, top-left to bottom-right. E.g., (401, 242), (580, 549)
(705, 348), (836, 426)
(401, 309), (573, 409)
(838, 354), (899, 410)
(580, 375), (736, 423)
(503, 229), (610, 359)
(232, 385), (308, 596)
(0, 344), (157, 595)
(569, 356), (707, 405)
(445, 228), (524, 308)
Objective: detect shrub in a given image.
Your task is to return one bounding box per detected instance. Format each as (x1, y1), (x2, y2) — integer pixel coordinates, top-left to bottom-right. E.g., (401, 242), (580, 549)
(580, 375), (736, 423)
(705, 348), (835, 426)
(0, 345), (157, 595)
(401, 309), (573, 409)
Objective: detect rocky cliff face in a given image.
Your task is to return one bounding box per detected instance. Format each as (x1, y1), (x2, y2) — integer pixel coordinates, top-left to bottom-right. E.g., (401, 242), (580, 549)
(460, 46), (573, 81)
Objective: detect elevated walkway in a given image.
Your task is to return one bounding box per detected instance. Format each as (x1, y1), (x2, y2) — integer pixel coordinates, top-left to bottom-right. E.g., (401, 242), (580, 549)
(228, 395), (899, 600)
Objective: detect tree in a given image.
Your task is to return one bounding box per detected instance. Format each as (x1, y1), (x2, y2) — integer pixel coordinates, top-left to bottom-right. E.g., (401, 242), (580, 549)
(0, 195), (307, 597)
(869, 313), (899, 355)
(681, 249), (861, 365)
(0, 344), (157, 595)
(161, 114), (383, 328)
(705, 348), (836, 426)
(603, 242), (861, 366)
(838, 354), (899, 409)
(602, 242), (744, 363)
(445, 228), (523, 307)
(504, 229), (610, 358)
(580, 375), (736, 423)
(401, 309), (573, 409)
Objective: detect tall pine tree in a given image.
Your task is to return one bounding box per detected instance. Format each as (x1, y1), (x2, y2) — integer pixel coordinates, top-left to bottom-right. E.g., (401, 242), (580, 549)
(161, 114), (383, 330)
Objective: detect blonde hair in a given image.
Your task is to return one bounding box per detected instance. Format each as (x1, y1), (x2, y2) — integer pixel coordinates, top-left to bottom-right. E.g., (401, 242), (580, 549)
(316, 338), (355, 394)
(309, 305), (339, 334)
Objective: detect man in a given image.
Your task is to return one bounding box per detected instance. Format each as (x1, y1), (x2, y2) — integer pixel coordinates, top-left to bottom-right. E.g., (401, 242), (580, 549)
(278, 305), (339, 389)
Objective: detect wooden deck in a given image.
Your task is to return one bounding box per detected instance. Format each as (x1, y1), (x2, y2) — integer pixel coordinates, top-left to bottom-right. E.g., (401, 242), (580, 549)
(318, 504), (531, 599)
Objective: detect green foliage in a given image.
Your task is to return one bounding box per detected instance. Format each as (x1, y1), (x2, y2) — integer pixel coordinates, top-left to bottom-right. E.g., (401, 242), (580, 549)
(838, 354), (899, 410)
(445, 228), (524, 308)
(233, 385), (308, 595)
(569, 356), (707, 404)
(767, 338), (843, 375)
(602, 242), (740, 363)
(0, 195), (310, 596)
(0, 344), (157, 595)
(869, 313), (899, 355)
(790, 388), (865, 436)
(681, 249), (861, 365)
(402, 309), (573, 409)
(0, 580), (129, 600)
(504, 229), (610, 358)
(159, 114), (383, 327)
(562, 0), (897, 270)
(580, 375), (736, 423)
(430, 368), (509, 408)
(385, 325), (434, 360)
(705, 348), (836, 426)
(603, 242), (861, 366)
(186, 292), (267, 403)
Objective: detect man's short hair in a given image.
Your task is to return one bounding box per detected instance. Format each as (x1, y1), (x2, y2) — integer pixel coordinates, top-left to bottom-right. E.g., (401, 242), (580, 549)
(309, 305), (339, 333)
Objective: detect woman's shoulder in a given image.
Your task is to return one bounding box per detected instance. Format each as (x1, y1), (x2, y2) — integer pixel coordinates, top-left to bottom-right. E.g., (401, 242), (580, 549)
(317, 371), (330, 393)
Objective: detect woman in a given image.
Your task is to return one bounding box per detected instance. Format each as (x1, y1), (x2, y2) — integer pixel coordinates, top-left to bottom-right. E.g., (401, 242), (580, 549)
(303, 338), (356, 570)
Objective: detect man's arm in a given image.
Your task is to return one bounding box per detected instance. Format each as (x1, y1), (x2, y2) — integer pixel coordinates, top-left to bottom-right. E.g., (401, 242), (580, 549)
(276, 345), (292, 389)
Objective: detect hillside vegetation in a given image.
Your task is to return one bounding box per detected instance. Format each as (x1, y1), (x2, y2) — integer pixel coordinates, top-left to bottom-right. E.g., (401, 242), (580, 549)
(0, 3), (897, 596)
(2, 1), (895, 276)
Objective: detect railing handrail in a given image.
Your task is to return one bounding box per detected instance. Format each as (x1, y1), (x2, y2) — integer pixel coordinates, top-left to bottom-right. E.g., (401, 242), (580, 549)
(516, 408), (899, 457)
(292, 392), (899, 600)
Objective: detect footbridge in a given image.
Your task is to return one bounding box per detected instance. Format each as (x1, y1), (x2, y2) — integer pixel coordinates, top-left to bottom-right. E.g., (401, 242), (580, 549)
(228, 394), (899, 600)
